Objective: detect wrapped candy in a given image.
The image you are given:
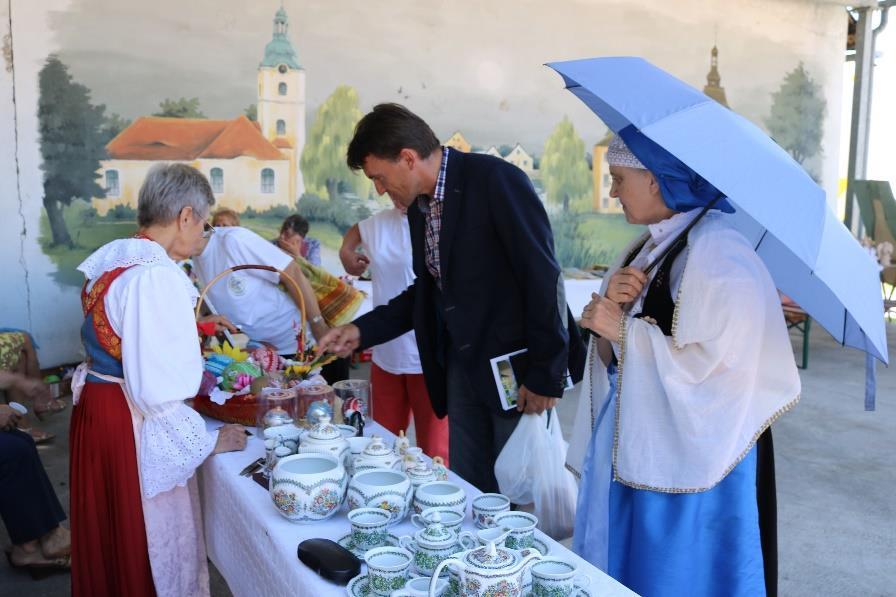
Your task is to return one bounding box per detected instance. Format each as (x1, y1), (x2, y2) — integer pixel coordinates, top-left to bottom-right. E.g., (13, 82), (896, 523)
(220, 361), (262, 391)
(250, 346), (285, 373)
(205, 354), (234, 376)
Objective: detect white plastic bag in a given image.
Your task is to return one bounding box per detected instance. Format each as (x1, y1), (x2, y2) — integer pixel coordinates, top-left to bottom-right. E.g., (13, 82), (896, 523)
(494, 410), (578, 539)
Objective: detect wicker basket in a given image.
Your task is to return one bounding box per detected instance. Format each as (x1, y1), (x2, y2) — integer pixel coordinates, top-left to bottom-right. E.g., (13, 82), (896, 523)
(192, 264), (306, 425)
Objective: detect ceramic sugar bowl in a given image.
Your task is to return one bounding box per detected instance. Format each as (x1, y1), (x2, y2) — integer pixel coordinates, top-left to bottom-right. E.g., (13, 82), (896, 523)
(399, 512), (477, 576)
(269, 452), (347, 523)
(297, 414), (350, 467)
(347, 468), (413, 526)
(429, 537), (541, 597)
(353, 436), (402, 473)
(407, 461), (436, 492)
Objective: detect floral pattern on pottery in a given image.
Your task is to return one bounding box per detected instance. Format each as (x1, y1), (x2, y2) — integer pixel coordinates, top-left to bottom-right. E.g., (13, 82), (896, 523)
(309, 487), (341, 516)
(351, 528), (390, 549)
(505, 535), (534, 550)
(531, 584), (575, 597)
(272, 489), (298, 515)
(369, 574), (406, 594)
(480, 578), (521, 597)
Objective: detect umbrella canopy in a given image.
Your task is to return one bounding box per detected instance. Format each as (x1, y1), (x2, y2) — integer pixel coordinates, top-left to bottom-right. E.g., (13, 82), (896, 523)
(547, 56), (888, 366)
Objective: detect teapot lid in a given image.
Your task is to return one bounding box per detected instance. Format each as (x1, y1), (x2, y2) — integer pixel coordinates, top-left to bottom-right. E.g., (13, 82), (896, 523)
(307, 414), (340, 441)
(463, 537), (517, 569)
(361, 436), (393, 457)
(408, 460), (433, 477)
(416, 511), (455, 546)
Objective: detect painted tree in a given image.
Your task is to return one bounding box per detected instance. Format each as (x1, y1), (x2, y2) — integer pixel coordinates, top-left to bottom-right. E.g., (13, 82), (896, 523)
(540, 117), (591, 212)
(244, 103), (258, 121)
(765, 62), (826, 166)
(38, 55), (108, 247)
(154, 97), (205, 118)
(300, 85), (370, 201)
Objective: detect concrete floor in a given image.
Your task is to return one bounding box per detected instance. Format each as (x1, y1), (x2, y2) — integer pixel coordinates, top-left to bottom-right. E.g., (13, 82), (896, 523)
(2, 324), (894, 596)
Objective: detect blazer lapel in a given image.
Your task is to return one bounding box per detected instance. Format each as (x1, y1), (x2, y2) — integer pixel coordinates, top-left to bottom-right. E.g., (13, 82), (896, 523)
(438, 149), (464, 285)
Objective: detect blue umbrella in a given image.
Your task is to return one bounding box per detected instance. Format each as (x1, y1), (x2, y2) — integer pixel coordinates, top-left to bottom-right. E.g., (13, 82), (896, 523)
(547, 57), (888, 405)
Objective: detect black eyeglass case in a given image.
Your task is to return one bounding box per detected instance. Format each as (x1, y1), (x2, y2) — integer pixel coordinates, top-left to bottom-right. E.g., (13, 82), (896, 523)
(297, 538), (361, 585)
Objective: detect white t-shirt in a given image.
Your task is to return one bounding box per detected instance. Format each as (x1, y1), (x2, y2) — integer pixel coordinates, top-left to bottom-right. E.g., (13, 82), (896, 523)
(358, 209), (421, 374)
(193, 226), (300, 354)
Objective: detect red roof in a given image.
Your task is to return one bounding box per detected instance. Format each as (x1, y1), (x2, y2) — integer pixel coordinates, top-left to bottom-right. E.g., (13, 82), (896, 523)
(106, 115), (286, 161)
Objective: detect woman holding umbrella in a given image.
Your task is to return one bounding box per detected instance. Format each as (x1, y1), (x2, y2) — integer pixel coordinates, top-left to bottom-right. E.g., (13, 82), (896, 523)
(574, 130), (800, 597)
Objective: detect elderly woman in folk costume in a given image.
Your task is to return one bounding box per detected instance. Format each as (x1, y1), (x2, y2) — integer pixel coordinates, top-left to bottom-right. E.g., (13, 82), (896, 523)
(568, 130), (800, 597)
(70, 164), (248, 597)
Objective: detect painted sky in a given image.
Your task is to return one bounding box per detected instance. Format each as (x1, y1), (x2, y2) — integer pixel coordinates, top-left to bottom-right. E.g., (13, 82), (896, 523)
(45, 0), (839, 154)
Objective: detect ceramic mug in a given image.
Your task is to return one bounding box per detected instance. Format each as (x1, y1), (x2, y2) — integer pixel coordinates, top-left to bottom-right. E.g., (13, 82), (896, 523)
(391, 575), (449, 596)
(365, 546), (412, 596)
(348, 507), (392, 552)
(530, 557), (590, 597)
(490, 511), (537, 550)
(471, 493), (511, 529)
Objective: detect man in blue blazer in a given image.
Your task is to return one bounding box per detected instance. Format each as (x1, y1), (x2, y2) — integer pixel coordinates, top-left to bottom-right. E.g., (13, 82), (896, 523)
(319, 104), (586, 492)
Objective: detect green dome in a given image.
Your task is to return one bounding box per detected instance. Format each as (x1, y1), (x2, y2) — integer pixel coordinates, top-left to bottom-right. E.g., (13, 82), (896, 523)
(261, 7), (301, 69)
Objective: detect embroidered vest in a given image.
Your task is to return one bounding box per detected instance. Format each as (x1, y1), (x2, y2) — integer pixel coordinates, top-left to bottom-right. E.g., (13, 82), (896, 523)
(81, 266), (133, 381)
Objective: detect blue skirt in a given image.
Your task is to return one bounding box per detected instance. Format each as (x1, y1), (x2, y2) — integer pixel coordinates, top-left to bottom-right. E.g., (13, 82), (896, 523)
(574, 369), (766, 597)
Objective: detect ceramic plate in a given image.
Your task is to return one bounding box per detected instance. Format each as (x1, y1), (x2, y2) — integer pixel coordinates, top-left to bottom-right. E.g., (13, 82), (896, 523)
(337, 533), (400, 561)
(345, 573), (371, 597)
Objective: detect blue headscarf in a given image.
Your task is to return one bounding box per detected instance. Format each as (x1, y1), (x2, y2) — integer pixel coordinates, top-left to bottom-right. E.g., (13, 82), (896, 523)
(618, 125), (734, 213)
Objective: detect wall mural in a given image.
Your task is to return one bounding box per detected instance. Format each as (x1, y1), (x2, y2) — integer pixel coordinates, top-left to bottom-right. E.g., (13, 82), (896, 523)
(33, 0), (831, 291)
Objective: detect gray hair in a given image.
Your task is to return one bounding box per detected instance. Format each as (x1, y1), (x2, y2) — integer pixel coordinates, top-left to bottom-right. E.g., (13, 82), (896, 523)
(137, 163), (216, 227)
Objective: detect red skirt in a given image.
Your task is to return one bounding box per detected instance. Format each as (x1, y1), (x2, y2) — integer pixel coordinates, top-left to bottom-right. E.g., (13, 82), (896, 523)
(70, 381), (156, 597)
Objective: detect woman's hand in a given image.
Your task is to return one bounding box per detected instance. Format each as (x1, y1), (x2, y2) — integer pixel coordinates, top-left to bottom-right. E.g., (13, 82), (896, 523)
(581, 293), (626, 343)
(0, 405), (21, 431)
(605, 267), (647, 305)
(213, 424), (248, 454)
(197, 314), (238, 334)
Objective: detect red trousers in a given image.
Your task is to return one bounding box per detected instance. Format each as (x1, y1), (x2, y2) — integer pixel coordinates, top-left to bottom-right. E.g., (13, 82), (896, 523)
(70, 382), (156, 597)
(370, 363), (449, 465)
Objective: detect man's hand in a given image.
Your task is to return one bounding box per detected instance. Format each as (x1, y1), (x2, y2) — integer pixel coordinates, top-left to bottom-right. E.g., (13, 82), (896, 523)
(198, 314), (239, 334)
(316, 324), (362, 358)
(605, 266), (647, 305)
(213, 424), (248, 454)
(516, 385), (558, 414)
(340, 247), (370, 276)
(0, 405), (21, 431)
(581, 293), (625, 343)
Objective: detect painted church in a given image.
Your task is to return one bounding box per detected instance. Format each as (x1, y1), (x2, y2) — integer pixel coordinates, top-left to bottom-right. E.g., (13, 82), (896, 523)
(92, 6), (306, 215)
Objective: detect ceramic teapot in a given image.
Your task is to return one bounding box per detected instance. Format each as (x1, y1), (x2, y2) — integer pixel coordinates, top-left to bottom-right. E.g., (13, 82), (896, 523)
(353, 435), (402, 472)
(297, 414), (350, 466)
(398, 512), (477, 576)
(429, 533), (540, 597)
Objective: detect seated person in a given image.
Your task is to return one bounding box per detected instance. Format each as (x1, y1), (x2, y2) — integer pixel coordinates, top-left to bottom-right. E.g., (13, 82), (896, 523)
(192, 225), (330, 360)
(278, 214), (321, 267)
(0, 400), (69, 573)
(0, 331), (57, 443)
(210, 208), (240, 228)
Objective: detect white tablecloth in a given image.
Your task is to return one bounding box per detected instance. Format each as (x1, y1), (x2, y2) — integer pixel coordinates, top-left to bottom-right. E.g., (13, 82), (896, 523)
(351, 278), (603, 321)
(199, 418), (635, 597)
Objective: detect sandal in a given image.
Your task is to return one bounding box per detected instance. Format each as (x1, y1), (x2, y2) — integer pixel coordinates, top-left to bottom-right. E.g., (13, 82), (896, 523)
(18, 427), (56, 444)
(5, 549), (70, 580)
(33, 399), (66, 422)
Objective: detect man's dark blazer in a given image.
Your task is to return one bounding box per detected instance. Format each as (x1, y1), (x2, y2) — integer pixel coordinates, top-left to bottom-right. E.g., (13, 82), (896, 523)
(354, 149), (586, 418)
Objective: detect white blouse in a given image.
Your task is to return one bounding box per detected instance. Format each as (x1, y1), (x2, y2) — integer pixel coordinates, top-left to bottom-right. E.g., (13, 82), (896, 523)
(79, 238), (216, 498)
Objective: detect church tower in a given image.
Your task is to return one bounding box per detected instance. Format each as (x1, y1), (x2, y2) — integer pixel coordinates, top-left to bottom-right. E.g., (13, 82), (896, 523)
(702, 46), (729, 108)
(258, 5), (305, 200)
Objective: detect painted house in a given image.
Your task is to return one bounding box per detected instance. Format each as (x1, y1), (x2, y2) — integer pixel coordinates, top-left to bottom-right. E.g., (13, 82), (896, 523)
(93, 6), (305, 214)
(504, 143), (535, 174)
(444, 131), (471, 153)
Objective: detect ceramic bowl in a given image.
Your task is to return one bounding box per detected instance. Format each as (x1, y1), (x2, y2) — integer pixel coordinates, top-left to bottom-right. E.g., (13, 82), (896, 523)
(413, 481), (467, 517)
(269, 452), (347, 523)
(347, 468), (413, 526)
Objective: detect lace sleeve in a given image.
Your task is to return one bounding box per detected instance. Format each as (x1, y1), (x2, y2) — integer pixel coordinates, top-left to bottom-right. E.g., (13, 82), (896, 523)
(139, 401), (217, 498)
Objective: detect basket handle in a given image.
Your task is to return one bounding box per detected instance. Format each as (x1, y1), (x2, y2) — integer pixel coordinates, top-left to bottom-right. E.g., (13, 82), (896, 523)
(195, 264), (306, 353)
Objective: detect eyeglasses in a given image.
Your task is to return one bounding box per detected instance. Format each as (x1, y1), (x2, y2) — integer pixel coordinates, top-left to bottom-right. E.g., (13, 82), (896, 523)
(202, 221), (216, 239)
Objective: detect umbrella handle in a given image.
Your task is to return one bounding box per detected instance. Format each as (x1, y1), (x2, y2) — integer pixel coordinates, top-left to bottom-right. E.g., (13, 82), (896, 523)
(583, 192), (725, 340)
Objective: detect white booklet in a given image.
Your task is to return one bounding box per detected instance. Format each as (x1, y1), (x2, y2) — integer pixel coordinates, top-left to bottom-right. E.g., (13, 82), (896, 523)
(489, 348), (574, 411)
